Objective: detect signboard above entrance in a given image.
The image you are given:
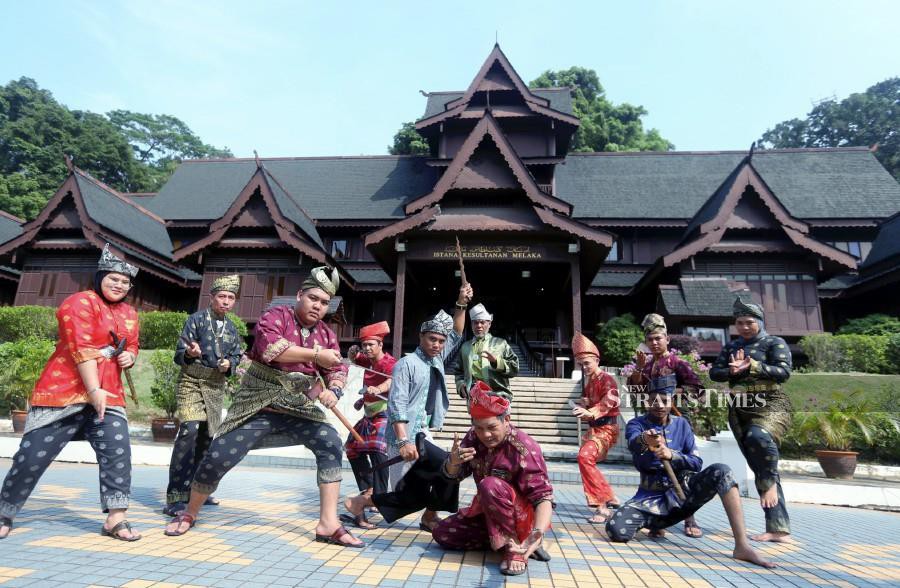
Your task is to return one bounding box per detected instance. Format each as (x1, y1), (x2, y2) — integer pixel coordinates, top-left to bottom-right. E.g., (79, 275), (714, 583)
(434, 244), (542, 260)
(405, 239), (571, 262)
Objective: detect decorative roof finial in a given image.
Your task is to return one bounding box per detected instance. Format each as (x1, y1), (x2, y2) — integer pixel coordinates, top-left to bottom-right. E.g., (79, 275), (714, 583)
(748, 141), (756, 162)
(253, 149), (262, 169)
(64, 154), (74, 173)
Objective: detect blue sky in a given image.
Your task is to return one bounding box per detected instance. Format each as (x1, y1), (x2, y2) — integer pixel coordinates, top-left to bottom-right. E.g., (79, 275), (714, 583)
(2, 0), (898, 158)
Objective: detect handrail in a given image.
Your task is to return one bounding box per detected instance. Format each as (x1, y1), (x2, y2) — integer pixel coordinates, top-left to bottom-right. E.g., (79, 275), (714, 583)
(513, 329), (545, 377)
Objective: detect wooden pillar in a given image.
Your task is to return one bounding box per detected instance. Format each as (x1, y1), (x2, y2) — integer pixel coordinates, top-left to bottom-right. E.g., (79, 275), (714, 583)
(392, 253), (407, 357)
(570, 255), (582, 335)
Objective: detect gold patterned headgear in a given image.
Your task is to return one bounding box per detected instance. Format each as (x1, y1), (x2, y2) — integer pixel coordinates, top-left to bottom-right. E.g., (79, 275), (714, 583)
(211, 274), (241, 294)
(302, 266), (340, 297)
(641, 313), (667, 336)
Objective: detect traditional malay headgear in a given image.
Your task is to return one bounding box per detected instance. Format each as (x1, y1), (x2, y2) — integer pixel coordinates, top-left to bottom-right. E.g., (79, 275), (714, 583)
(648, 374), (678, 395)
(420, 310), (454, 337)
(97, 243), (138, 277)
(641, 313), (667, 336)
(210, 274), (240, 294)
(571, 331), (600, 360)
(359, 321), (390, 343)
(302, 266), (340, 296)
(468, 381), (510, 419)
(469, 303), (493, 321)
(733, 297), (764, 321)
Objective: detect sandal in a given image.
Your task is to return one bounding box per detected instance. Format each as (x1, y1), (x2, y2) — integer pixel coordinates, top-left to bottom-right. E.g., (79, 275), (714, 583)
(164, 512), (196, 537)
(314, 525), (364, 548)
(0, 517), (12, 539)
(587, 507), (613, 525)
(419, 518), (441, 532)
(684, 521), (703, 538)
(162, 502), (185, 517)
(204, 496), (220, 506)
(340, 512), (377, 529)
(101, 520), (141, 542)
(501, 551), (528, 576)
(530, 546), (551, 562)
(648, 528), (666, 538)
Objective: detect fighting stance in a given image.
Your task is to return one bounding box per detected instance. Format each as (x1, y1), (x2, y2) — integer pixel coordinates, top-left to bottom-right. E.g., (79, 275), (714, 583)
(432, 383), (554, 576)
(709, 298), (793, 542)
(453, 303), (519, 400)
(0, 245), (141, 541)
(343, 320), (396, 529)
(344, 283), (472, 533)
(571, 332), (621, 524)
(627, 313), (704, 537)
(606, 375), (775, 569)
(164, 266), (363, 548)
(163, 275), (244, 516)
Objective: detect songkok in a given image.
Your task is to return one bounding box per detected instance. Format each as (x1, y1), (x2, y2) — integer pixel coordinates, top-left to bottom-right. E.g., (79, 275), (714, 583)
(359, 321), (390, 343)
(211, 274), (240, 294)
(97, 243), (138, 278)
(469, 303), (493, 321)
(420, 310), (453, 337)
(648, 374), (677, 395)
(302, 266), (339, 297)
(469, 381), (510, 419)
(733, 297), (764, 320)
(641, 313), (667, 335)
(572, 331), (600, 359)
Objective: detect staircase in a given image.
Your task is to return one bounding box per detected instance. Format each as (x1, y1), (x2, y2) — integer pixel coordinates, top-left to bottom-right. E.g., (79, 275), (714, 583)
(433, 375), (631, 462)
(509, 341), (539, 377)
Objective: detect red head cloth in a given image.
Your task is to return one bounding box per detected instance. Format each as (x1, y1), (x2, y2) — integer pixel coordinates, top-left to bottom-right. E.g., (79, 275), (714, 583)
(571, 331), (600, 360)
(359, 321), (390, 343)
(469, 381), (510, 419)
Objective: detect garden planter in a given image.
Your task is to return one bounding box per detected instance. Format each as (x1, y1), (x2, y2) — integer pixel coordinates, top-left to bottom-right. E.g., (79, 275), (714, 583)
(151, 418), (179, 442)
(10, 410), (27, 434)
(815, 449), (858, 480)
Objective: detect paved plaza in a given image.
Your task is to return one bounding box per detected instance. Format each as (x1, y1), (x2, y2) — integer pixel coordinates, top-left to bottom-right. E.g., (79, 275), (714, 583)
(0, 459), (899, 588)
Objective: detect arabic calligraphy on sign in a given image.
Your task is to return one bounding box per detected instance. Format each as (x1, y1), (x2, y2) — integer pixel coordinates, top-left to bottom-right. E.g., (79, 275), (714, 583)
(432, 245), (543, 260)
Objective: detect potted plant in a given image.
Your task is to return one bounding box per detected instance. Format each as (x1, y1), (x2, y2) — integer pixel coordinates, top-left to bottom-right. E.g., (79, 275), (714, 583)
(149, 350), (180, 442)
(0, 338), (55, 434)
(794, 393), (897, 479)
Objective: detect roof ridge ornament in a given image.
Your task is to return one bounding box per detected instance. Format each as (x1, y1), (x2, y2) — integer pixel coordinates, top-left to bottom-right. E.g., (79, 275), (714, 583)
(64, 154), (74, 173)
(254, 149), (263, 169)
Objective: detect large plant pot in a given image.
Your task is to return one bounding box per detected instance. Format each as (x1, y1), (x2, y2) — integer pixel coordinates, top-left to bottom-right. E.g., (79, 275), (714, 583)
(10, 410), (27, 434)
(151, 418), (179, 442)
(815, 449), (858, 480)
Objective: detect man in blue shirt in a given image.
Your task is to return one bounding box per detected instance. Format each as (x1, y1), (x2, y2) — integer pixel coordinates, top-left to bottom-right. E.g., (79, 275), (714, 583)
(606, 375), (775, 569)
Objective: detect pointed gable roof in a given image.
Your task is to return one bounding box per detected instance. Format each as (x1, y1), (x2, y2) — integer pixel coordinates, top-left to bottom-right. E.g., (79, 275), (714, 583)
(405, 112), (571, 215)
(416, 44), (579, 130)
(173, 163), (328, 262)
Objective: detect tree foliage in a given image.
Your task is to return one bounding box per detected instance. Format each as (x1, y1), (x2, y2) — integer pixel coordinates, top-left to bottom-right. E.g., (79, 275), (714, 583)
(0, 77), (231, 220)
(758, 77), (900, 180)
(388, 122), (430, 156)
(529, 67), (674, 152)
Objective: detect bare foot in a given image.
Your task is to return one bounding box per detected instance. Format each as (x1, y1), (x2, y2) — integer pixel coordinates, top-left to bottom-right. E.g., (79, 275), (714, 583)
(420, 513), (442, 532)
(507, 556), (526, 574)
(648, 529), (666, 538)
(0, 523), (11, 539)
(759, 485), (778, 509)
(344, 494), (366, 518)
(734, 544), (777, 568)
(750, 532), (794, 543)
(315, 523), (364, 547)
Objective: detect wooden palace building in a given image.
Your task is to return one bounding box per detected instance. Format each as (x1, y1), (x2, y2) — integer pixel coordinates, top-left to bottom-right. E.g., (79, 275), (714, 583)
(1, 45), (899, 363)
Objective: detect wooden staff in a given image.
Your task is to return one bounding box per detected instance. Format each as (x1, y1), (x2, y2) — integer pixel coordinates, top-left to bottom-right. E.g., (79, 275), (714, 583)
(309, 377), (364, 444)
(647, 430), (686, 501)
(455, 235), (468, 285)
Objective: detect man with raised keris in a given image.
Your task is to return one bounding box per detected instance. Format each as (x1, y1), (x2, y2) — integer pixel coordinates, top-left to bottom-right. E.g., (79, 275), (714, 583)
(453, 303), (519, 401)
(344, 283), (473, 533)
(164, 274), (243, 516)
(606, 376), (775, 569)
(164, 266), (363, 548)
(432, 382), (554, 576)
(709, 297), (793, 542)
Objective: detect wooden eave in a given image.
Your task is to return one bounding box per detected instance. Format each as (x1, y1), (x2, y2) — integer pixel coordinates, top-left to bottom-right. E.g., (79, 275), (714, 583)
(404, 113), (572, 216)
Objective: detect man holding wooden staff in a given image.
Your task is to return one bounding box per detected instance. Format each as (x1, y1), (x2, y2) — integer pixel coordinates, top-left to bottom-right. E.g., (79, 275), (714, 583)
(606, 375), (775, 569)
(163, 266), (364, 548)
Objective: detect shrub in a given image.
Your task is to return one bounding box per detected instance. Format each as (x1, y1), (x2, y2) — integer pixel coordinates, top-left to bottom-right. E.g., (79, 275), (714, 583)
(838, 313), (900, 336)
(0, 306), (58, 342)
(799, 333), (846, 372)
(595, 314), (643, 367)
(835, 334), (891, 374)
(887, 333), (900, 374)
(138, 311), (189, 349)
(668, 334), (700, 355)
(0, 337), (56, 412)
(227, 312), (248, 338)
(149, 349), (179, 419)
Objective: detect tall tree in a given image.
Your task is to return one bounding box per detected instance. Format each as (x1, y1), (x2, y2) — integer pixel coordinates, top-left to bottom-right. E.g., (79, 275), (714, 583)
(758, 78), (900, 180)
(388, 122), (430, 156)
(107, 110), (232, 190)
(530, 67), (673, 152)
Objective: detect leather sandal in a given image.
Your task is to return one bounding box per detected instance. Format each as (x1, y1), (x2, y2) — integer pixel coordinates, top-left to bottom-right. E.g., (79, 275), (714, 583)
(530, 546), (551, 562)
(164, 512), (196, 537)
(501, 551), (528, 576)
(0, 517), (12, 538)
(314, 525), (364, 548)
(101, 520), (141, 542)
(340, 512), (376, 529)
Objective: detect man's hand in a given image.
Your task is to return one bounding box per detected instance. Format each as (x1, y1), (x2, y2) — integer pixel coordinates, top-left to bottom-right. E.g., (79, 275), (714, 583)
(353, 398), (364, 411)
(635, 351), (647, 370)
(458, 283), (473, 306)
(217, 359), (230, 373)
(508, 529), (543, 560)
(448, 432), (476, 466)
(87, 387), (115, 421)
(116, 351), (135, 369)
(480, 351), (497, 367)
(347, 344), (360, 361)
(572, 405), (590, 419)
(318, 388), (338, 409)
(316, 349), (343, 368)
(186, 341), (201, 358)
(729, 349), (751, 375)
(366, 386), (382, 396)
(652, 445), (673, 461)
(456, 381), (468, 399)
(399, 442), (419, 462)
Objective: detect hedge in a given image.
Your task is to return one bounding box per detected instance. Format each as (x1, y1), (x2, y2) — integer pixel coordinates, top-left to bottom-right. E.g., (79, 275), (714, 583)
(0, 337), (56, 413)
(799, 333), (894, 374)
(138, 311), (248, 349)
(595, 314), (643, 367)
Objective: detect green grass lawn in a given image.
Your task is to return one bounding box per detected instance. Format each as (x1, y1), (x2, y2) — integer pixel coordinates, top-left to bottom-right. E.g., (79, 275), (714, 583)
(124, 350), (167, 423)
(784, 372), (900, 411)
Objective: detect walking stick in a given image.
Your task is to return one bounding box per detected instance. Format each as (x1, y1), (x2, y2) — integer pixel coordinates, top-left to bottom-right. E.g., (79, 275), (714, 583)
(308, 377), (365, 444)
(647, 430), (686, 502)
(455, 235), (468, 285)
(109, 331), (139, 406)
